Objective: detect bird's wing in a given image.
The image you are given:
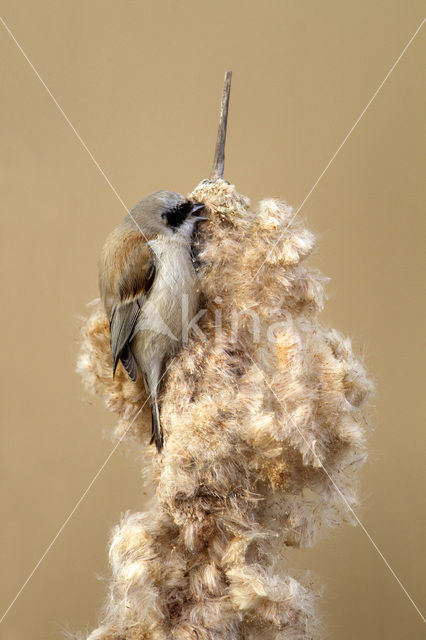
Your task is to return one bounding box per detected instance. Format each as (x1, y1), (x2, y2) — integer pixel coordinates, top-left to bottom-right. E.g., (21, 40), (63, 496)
(109, 300), (141, 379)
(119, 344), (139, 382)
(109, 240), (156, 380)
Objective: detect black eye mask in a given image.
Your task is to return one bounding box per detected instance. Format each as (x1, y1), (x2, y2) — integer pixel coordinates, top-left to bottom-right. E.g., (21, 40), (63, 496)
(162, 201), (193, 228)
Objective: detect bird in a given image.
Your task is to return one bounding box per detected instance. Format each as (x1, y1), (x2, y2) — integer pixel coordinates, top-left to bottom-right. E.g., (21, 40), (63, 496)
(98, 191), (206, 451)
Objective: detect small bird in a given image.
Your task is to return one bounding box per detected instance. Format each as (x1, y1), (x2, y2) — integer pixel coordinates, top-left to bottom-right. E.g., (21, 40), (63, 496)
(98, 191), (205, 451)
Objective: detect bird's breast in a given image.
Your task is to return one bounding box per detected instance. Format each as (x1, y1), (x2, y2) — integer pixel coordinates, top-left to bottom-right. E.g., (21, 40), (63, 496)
(136, 238), (198, 341)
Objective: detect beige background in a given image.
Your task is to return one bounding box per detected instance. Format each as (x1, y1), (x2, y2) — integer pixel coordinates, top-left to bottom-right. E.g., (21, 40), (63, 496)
(0, 1), (425, 638)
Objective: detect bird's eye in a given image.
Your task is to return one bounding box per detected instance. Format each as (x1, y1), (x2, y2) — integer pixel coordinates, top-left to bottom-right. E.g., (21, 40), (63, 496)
(163, 201), (192, 228)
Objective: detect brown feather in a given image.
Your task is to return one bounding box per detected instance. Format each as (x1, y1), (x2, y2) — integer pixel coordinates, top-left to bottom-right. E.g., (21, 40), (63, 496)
(98, 229), (157, 380)
(99, 230), (156, 315)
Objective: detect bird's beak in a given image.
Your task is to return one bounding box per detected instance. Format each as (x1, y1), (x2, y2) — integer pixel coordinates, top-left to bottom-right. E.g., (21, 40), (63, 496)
(191, 201), (208, 222)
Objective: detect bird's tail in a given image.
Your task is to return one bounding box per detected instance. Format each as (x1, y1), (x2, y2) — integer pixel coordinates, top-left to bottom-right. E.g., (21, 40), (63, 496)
(150, 398), (163, 451)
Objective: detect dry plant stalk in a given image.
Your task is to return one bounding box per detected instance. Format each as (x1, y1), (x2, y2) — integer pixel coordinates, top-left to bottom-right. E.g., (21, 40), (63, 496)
(77, 75), (372, 639)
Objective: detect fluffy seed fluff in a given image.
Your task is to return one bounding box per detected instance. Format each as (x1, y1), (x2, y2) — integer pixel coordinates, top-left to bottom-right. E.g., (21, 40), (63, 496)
(77, 179), (373, 639)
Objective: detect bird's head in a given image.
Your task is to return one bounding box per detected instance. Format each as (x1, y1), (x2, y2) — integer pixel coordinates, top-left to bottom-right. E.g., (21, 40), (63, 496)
(125, 191), (206, 238)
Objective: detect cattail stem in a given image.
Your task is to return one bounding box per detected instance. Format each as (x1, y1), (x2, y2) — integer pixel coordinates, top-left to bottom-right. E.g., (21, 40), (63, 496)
(210, 71), (232, 180)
